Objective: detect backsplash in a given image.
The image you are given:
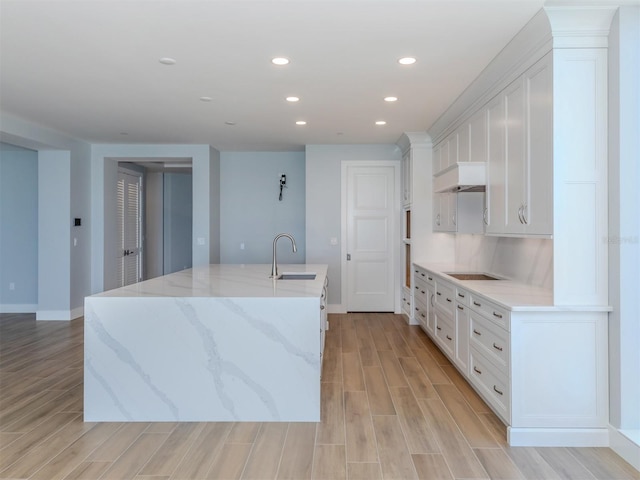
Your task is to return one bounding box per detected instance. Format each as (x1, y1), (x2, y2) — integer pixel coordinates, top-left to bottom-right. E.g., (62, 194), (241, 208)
(455, 234), (553, 289)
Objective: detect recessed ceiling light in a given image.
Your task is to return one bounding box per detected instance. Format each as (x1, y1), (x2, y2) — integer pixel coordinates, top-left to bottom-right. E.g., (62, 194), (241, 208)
(296, 121), (307, 125)
(375, 121), (387, 125)
(159, 57), (177, 65)
(200, 96), (213, 102)
(286, 96), (300, 102)
(398, 57), (416, 65)
(272, 57), (290, 66)
(225, 121), (236, 126)
(384, 96), (398, 102)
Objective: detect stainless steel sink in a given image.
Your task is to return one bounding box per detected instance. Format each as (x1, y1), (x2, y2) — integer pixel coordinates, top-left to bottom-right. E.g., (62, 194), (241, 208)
(445, 272), (501, 281)
(277, 273), (317, 280)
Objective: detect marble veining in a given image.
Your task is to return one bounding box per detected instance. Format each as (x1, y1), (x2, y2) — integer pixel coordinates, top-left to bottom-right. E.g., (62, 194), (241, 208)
(85, 265), (327, 422)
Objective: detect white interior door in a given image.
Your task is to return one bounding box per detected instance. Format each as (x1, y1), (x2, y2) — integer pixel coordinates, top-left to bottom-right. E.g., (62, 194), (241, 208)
(117, 169), (142, 288)
(345, 164), (396, 312)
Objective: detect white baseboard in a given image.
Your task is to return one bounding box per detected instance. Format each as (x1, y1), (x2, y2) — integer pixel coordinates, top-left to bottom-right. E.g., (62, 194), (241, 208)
(36, 310), (72, 321)
(609, 426), (640, 471)
(0, 303), (37, 313)
(328, 304), (346, 314)
(507, 427), (609, 447)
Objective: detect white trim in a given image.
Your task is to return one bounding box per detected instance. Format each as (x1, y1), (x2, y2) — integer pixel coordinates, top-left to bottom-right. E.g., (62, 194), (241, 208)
(328, 304), (346, 314)
(0, 304), (37, 313)
(609, 426), (640, 471)
(507, 427), (609, 447)
(36, 310), (72, 321)
(340, 161), (401, 314)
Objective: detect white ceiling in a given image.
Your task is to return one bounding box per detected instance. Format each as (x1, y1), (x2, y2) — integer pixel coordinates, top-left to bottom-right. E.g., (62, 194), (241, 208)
(0, 0), (549, 151)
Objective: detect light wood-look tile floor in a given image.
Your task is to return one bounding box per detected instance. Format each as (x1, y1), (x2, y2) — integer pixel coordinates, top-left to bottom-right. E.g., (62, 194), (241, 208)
(0, 312), (638, 480)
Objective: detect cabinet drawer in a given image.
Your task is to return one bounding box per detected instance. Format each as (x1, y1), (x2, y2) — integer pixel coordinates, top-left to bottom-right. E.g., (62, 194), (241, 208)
(414, 277), (429, 305)
(470, 312), (509, 373)
(469, 294), (510, 330)
(435, 281), (455, 317)
(469, 349), (510, 422)
(435, 310), (455, 359)
(414, 266), (435, 286)
(414, 299), (429, 329)
(402, 289), (412, 313)
(455, 287), (470, 306)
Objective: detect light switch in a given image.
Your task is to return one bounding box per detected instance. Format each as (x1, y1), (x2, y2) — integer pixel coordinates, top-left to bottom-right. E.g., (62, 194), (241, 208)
(240, 242), (245, 250)
(330, 237), (338, 246)
(73, 238), (77, 247)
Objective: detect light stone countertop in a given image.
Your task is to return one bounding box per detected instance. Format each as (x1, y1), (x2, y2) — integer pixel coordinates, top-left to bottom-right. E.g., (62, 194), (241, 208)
(414, 262), (611, 312)
(92, 264), (328, 299)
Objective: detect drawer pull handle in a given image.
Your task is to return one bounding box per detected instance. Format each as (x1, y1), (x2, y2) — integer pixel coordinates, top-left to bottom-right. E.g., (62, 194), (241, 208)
(421, 290), (425, 294)
(457, 305), (464, 311)
(493, 386), (504, 396)
(437, 292), (442, 296)
(492, 343), (503, 352)
(421, 273), (425, 277)
(421, 313), (426, 319)
(415, 307), (419, 311)
(493, 312), (503, 319)
(473, 301), (481, 307)
(428, 276), (433, 281)
(446, 298), (452, 303)
(458, 293), (465, 298)
(436, 326), (442, 331)
(473, 329), (482, 336)
(415, 286), (419, 290)
(446, 335), (452, 341)
(473, 366), (482, 374)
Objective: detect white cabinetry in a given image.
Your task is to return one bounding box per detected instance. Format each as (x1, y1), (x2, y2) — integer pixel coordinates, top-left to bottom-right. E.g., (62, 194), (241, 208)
(433, 192), (485, 234)
(486, 53), (553, 237)
(416, 266), (608, 446)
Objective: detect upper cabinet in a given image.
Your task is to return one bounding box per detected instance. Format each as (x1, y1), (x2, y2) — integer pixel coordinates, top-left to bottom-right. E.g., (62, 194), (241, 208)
(486, 53), (553, 237)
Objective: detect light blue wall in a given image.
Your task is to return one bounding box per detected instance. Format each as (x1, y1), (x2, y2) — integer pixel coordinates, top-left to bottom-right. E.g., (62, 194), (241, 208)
(305, 144), (402, 307)
(0, 142), (38, 310)
(91, 144), (219, 293)
(163, 173), (193, 274)
(220, 152), (305, 264)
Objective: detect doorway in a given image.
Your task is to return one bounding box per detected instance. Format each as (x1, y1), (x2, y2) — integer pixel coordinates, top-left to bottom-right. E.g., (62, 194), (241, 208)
(342, 162), (399, 312)
(116, 167), (143, 288)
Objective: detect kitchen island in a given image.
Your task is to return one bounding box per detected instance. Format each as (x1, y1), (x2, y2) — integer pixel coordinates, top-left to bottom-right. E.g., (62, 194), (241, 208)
(84, 264), (328, 422)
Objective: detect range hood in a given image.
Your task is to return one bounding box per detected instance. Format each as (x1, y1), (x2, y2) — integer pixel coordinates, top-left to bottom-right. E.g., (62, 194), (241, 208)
(433, 162), (486, 193)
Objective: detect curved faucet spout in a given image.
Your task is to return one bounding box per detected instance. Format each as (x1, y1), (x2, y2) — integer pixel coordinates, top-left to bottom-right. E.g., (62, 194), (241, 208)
(270, 233), (297, 278)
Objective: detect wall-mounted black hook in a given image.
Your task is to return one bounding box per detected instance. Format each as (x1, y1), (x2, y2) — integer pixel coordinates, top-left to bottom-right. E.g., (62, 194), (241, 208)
(279, 174), (287, 201)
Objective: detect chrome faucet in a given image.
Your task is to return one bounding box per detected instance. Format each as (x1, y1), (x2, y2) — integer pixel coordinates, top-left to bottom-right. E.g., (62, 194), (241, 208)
(270, 233), (297, 278)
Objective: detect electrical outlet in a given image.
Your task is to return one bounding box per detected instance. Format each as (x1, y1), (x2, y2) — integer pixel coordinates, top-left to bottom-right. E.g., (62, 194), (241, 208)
(9, 282), (15, 291)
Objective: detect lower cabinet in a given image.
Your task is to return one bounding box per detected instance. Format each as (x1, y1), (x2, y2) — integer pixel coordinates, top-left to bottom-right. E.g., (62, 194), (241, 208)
(414, 264), (609, 446)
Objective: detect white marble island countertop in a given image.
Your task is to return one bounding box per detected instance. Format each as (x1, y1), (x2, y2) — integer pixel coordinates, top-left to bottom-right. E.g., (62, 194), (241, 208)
(93, 264), (328, 298)
(84, 264), (329, 422)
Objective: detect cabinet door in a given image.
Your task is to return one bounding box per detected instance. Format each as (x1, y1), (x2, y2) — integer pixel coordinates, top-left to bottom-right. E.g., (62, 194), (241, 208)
(447, 131), (459, 169)
(524, 53), (553, 235)
(447, 193), (458, 232)
(455, 302), (470, 375)
(433, 193), (445, 231)
(426, 283), (436, 335)
(469, 108), (487, 164)
(486, 94), (506, 235)
(504, 77), (527, 234)
(457, 123), (470, 164)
